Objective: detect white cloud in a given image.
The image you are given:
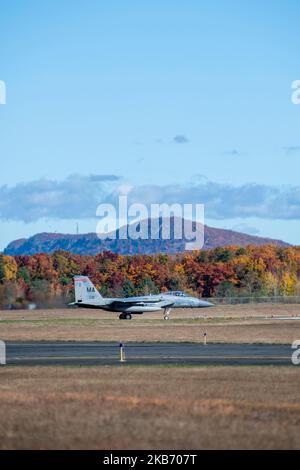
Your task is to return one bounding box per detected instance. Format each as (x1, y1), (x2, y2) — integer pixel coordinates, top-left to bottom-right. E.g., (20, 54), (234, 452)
(1, 175), (300, 222)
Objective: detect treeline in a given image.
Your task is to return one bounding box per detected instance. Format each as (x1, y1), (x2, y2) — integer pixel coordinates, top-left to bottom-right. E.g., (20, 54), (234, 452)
(0, 245), (300, 308)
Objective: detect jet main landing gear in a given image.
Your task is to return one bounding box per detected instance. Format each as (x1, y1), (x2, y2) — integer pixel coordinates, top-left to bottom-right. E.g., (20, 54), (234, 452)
(163, 307), (171, 320)
(119, 313), (132, 320)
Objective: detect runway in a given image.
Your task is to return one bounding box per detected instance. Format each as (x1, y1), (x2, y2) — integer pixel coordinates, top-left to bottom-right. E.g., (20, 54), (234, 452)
(3, 341), (293, 366)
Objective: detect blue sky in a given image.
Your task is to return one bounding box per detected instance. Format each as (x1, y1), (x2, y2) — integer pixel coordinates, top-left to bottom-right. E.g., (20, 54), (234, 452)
(1, 0), (300, 249)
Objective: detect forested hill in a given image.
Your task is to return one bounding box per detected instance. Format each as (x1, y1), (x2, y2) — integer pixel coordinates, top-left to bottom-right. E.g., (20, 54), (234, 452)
(4, 219), (289, 256)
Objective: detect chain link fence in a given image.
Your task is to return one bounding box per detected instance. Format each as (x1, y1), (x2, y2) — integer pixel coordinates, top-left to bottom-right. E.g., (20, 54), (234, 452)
(208, 296), (300, 305)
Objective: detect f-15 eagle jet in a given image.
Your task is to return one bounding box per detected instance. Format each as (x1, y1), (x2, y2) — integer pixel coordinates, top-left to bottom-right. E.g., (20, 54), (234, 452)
(71, 276), (214, 320)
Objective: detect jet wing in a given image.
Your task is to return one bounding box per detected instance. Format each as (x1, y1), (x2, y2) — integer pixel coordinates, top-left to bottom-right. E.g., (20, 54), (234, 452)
(107, 296), (174, 310)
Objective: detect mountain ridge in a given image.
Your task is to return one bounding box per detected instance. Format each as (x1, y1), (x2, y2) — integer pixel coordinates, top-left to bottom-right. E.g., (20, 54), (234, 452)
(4, 218), (290, 255)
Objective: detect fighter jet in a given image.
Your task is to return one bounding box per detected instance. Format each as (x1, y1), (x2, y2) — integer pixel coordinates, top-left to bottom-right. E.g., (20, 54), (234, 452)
(71, 276), (214, 320)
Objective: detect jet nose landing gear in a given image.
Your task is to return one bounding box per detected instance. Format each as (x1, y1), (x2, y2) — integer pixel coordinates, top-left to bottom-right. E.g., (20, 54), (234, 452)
(119, 313), (132, 320)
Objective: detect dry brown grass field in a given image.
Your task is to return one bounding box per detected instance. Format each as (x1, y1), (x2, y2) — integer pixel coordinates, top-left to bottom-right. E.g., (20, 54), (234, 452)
(1, 305), (299, 449)
(0, 366), (299, 449)
(0, 304), (299, 343)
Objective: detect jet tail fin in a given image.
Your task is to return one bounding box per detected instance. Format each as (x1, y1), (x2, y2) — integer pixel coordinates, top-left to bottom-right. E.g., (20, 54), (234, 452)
(74, 276), (106, 306)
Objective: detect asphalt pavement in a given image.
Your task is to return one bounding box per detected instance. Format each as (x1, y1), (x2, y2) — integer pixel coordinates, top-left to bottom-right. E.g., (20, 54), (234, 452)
(2, 341), (294, 366)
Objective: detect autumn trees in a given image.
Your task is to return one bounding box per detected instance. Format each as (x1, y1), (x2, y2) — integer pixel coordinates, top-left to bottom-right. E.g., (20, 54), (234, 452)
(0, 245), (300, 308)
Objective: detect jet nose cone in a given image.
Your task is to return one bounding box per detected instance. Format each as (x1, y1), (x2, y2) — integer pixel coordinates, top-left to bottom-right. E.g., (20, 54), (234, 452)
(198, 300), (214, 307)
